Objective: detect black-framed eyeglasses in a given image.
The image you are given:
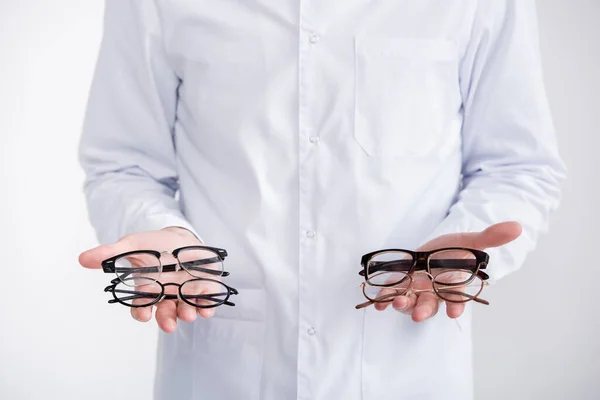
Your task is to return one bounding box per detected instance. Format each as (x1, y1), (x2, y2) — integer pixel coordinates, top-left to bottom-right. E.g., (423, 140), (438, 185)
(104, 276), (238, 308)
(358, 247), (490, 288)
(101, 246), (229, 287)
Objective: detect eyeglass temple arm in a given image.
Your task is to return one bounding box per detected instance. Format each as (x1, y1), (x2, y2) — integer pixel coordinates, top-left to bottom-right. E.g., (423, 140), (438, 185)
(358, 260), (412, 276)
(355, 288), (489, 310)
(176, 257), (230, 276)
(359, 260), (488, 278)
(104, 287), (237, 307)
(177, 291), (237, 307)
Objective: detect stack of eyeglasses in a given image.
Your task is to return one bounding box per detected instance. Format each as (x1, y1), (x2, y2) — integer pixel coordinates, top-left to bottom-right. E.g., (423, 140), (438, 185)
(355, 247), (491, 310)
(101, 246), (238, 309)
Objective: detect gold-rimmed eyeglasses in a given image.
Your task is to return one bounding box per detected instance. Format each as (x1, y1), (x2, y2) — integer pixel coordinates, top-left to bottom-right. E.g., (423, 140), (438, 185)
(355, 271), (490, 309)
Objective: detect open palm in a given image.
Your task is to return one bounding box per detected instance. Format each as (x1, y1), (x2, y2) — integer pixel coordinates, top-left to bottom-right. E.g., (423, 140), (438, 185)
(374, 221), (522, 322)
(79, 227), (217, 333)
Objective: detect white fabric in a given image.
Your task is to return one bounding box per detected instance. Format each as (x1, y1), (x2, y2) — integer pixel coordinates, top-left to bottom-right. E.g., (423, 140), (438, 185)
(79, 1), (566, 399)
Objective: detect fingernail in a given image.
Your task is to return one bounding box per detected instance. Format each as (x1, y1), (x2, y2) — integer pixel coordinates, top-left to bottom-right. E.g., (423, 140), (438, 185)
(205, 308), (216, 318)
(187, 308), (196, 320)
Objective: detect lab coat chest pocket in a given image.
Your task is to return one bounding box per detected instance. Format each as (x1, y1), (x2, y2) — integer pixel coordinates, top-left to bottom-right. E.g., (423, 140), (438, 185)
(192, 288), (266, 400)
(354, 37), (459, 158)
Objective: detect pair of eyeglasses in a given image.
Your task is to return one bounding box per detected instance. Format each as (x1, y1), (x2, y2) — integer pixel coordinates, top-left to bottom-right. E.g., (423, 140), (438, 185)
(101, 246), (237, 309)
(101, 246), (229, 286)
(355, 247), (490, 309)
(104, 276), (238, 308)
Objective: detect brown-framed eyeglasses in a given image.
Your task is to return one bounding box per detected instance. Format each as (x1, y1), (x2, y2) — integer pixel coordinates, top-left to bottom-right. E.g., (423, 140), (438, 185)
(355, 247), (491, 309)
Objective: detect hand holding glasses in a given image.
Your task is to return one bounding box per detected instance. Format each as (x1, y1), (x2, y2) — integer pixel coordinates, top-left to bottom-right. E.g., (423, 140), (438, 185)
(355, 247), (490, 310)
(101, 245), (238, 310)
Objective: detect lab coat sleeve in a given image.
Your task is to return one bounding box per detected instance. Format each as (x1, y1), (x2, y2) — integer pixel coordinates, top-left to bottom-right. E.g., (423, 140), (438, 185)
(421, 0), (566, 280)
(79, 0), (201, 244)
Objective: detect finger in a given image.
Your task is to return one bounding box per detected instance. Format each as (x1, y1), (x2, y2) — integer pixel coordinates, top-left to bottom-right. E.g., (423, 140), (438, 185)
(391, 293), (417, 314)
(78, 237), (135, 269)
(473, 221), (523, 250)
(197, 306), (216, 319)
(412, 292), (440, 322)
(372, 287), (402, 311)
(180, 280), (217, 318)
(446, 301), (466, 319)
(155, 300), (178, 333)
(419, 221), (523, 252)
(177, 301), (198, 323)
(131, 304), (153, 322)
(79, 244), (119, 269)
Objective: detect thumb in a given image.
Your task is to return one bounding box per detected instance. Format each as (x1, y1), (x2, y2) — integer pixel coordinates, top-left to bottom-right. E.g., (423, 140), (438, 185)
(78, 240), (131, 269)
(471, 221), (523, 250)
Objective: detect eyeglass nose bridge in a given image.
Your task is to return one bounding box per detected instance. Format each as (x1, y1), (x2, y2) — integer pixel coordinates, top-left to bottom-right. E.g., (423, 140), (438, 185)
(413, 254), (430, 266)
(410, 270), (435, 280)
(159, 250), (182, 272)
(157, 282), (182, 303)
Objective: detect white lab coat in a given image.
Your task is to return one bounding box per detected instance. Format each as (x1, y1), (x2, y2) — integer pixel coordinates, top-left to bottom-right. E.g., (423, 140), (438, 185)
(80, 1), (566, 399)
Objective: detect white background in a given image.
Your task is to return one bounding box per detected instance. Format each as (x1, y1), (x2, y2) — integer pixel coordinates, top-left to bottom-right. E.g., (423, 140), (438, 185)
(0, 1), (598, 399)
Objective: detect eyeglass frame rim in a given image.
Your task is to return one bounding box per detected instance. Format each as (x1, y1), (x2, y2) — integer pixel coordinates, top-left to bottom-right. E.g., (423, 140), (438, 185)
(104, 276), (238, 308)
(358, 271), (489, 307)
(358, 247), (490, 287)
(100, 245), (229, 276)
